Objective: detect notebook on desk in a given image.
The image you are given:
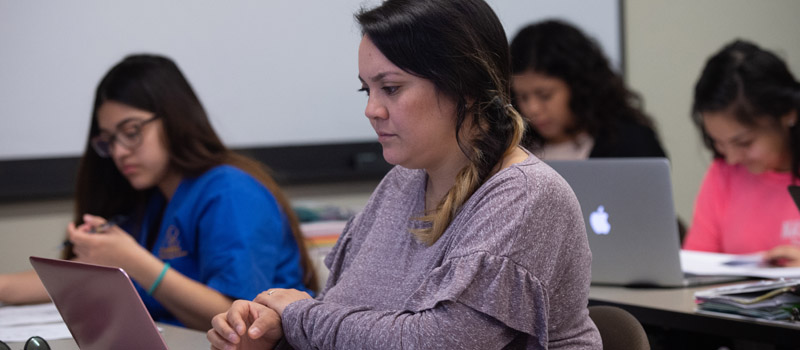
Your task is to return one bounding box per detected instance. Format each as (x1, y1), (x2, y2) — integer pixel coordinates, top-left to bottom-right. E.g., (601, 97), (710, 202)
(547, 158), (743, 287)
(29, 256), (168, 350)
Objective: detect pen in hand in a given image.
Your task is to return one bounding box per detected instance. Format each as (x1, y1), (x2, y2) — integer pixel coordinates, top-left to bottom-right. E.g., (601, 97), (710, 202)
(761, 245), (800, 268)
(766, 257), (791, 267)
(61, 215), (128, 250)
(88, 220), (114, 233)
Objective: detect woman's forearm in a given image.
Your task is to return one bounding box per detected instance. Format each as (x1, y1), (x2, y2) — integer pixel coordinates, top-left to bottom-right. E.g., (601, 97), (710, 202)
(126, 256), (232, 330)
(282, 299), (516, 349)
(0, 269), (51, 305)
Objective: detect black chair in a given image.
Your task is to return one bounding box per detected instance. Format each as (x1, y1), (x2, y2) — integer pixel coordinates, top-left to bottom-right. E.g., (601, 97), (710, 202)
(588, 305), (650, 350)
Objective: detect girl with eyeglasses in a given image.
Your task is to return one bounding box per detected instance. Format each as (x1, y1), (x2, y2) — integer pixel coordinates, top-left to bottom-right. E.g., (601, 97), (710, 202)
(208, 0), (601, 348)
(0, 54), (317, 330)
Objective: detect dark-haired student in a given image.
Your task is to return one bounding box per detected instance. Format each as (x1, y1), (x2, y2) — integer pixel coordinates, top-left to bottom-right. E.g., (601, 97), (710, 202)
(208, 0), (601, 349)
(683, 40), (800, 266)
(0, 54), (317, 330)
(510, 19), (666, 160)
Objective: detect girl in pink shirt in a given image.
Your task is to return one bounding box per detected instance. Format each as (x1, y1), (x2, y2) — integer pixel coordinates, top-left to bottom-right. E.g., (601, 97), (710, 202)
(683, 40), (800, 266)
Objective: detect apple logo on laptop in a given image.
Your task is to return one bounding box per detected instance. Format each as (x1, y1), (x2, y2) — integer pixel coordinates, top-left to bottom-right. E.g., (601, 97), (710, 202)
(589, 205), (611, 235)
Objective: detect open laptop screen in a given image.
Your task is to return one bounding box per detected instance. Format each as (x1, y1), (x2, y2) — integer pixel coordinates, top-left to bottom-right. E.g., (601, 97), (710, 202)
(29, 256), (168, 350)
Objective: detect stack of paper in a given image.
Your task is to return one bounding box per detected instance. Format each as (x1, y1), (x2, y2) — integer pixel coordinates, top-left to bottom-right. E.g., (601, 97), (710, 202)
(695, 279), (800, 320)
(0, 303), (71, 342)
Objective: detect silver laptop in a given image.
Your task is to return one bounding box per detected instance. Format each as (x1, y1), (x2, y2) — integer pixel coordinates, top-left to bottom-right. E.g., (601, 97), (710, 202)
(30, 256), (168, 350)
(547, 158), (742, 287)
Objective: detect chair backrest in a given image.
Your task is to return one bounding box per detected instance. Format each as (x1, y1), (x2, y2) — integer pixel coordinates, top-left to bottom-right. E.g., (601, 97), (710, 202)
(588, 305), (650, 350)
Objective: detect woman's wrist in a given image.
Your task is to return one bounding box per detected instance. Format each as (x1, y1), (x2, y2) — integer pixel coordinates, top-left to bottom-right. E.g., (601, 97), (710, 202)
(126, 253), (166, 289)
(0, 274), (9, 303)
(148, 262), (170, 295)
(280, 296), (314, 319)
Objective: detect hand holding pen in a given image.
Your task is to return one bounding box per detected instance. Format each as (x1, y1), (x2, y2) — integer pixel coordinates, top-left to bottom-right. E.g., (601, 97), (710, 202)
(66, 214), (147, 268)
(86, 218), (116, 233)
(62, 214), (126, 249)
(762, 245), (800, 267)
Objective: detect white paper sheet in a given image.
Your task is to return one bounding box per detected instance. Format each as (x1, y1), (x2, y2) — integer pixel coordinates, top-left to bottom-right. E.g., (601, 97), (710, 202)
(0, 302), (64, 327)
(0, 303), (72, 342)
(0, 323), (72, 342)
(681, 250), (800, 279)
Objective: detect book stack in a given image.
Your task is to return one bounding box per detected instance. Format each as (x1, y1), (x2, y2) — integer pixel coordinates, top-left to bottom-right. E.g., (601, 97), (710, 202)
(695, 279), (800, 321)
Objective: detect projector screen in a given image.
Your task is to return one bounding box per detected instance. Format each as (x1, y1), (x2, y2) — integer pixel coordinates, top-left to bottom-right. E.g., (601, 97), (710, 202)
(0, 0), (620, 161)
(0, 0), (620, 199)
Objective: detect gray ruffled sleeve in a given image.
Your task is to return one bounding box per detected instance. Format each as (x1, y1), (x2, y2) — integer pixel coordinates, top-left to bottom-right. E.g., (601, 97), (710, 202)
(403, 251), (549, 347)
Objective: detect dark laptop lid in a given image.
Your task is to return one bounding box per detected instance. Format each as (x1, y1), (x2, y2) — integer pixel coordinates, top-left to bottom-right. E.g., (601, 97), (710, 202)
(788, 185), (800, 212)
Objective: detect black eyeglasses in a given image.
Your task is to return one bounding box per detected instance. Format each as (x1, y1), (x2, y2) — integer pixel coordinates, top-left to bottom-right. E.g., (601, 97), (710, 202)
(0, 336), (51, 350)
(90, 116), (159, 158)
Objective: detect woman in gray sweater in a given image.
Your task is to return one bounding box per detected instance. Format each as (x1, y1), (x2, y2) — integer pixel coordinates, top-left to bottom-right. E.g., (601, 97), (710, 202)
(208, 0), (601, 348)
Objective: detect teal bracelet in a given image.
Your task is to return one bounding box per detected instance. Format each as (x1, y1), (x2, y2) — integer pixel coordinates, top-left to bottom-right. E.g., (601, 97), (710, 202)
(148, 262), (170, 295)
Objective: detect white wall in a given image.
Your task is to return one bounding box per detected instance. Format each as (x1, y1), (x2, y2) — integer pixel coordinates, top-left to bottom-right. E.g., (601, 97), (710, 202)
(0, 0), (619, 161)
(625, 0), (800, 223)
(0, 200), (73, 273)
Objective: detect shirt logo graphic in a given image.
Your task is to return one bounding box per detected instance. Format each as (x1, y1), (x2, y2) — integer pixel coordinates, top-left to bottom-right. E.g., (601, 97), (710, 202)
(158, 225), (189, 260)
(781, 220), (800, 246)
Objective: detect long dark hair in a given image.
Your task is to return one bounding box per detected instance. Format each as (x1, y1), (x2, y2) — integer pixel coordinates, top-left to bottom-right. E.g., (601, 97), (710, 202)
(356, 0), (525, 245)
(69, 54), (318, 292)
(510, 19), (656, 149)
(692, 40), (800, 179)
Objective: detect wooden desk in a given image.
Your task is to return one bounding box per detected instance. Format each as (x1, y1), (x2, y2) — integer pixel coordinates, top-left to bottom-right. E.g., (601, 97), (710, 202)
(589, 284), (800, 347)
(4, 323), (209, 350)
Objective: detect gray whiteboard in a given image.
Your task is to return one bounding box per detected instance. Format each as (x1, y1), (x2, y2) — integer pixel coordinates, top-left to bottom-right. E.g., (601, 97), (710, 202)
(0, 0), (620, 162)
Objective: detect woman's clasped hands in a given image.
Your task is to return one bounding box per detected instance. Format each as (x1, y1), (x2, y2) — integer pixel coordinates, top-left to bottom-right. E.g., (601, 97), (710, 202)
(207, 288), (312, 350)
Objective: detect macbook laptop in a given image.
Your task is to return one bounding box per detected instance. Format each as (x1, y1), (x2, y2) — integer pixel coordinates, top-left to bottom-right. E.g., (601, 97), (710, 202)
(547, 158), (742, 287)
(788, 185), (800, 212)
(29, 256), (168, 350)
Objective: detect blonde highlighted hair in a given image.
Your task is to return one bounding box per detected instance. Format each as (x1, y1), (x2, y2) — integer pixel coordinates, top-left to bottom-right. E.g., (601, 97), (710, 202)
(413, 101), (525, 245)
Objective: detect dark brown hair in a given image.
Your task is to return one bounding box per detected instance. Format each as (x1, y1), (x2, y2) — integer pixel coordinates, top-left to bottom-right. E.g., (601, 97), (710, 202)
(692, 40), (800, 179)
(510, 19), (657, 150)
(68, 54), (318, 292)
(356, 0), (524, 244)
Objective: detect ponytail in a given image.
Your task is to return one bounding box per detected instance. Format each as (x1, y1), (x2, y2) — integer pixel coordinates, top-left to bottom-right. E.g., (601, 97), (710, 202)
(412, 96), (525, 245)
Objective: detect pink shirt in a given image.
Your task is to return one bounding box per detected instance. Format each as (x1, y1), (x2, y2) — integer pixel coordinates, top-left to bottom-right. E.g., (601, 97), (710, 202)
(684, 159), (800, 253)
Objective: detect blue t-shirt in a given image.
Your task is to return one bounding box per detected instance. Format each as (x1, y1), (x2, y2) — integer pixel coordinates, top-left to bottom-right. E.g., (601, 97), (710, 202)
(126, 165), (307, 326)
